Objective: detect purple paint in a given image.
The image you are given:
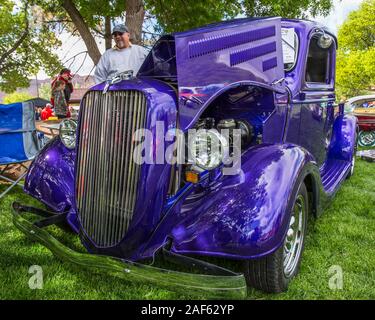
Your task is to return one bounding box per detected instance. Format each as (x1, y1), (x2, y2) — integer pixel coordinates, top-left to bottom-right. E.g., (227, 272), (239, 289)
(188, 25), (276, 58)
(263, 57), (278, 71)
(230, 42), (277, 66)
(24, 17), (356, 265)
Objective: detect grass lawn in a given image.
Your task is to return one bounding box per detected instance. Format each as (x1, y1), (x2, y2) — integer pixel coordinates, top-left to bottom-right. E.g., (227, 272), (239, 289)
(0, 156), (374, 300)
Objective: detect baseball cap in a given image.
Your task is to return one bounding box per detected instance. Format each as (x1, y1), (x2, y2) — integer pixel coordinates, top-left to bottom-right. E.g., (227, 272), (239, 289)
(112, 24), (129, 35)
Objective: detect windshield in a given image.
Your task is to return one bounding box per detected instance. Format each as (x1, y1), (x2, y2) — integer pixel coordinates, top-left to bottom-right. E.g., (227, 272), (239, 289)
(282, 28), (298, 72)
(345, 98), (375, 113)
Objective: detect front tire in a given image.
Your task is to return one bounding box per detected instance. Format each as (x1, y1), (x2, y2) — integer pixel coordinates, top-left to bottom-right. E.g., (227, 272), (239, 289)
(244, 182), (309, 293)
(347, 131), (358, 179)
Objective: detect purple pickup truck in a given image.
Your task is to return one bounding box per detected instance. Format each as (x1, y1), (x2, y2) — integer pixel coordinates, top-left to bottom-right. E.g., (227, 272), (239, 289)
(13, 17), (357, 298)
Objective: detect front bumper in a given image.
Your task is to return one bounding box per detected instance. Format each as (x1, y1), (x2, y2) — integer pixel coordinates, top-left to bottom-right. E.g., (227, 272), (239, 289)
(12, 202), (247, 299)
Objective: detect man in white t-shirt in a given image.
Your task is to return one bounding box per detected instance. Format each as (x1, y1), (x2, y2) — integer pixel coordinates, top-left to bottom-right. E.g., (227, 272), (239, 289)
(94, 24), (149, 84)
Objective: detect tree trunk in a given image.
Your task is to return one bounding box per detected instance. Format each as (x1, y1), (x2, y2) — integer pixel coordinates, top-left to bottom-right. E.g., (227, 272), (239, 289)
(125, 0), (145, 45)
(104, 16), (112, 50)
(62, 0), (102, 65)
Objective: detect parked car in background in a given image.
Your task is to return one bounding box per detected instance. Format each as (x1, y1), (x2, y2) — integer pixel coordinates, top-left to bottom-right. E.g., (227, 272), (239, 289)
(345, 95), (375, 146)
(14, 17), (357, 298)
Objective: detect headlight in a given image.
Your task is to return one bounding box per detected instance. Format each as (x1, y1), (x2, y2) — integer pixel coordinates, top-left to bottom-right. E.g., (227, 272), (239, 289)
(59, 119), (77, 149)
(189, 129), (229, 170)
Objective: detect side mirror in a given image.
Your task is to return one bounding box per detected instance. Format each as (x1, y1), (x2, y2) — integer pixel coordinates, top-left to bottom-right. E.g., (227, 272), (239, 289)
(317, 34), (333, 49)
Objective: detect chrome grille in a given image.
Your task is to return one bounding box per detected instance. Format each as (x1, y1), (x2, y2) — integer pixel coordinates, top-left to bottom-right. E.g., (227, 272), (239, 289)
(76, 90), (147, 247)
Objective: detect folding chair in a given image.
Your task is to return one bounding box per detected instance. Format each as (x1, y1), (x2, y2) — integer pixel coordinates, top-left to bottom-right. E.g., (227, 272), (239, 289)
(0, 101), (46, 199)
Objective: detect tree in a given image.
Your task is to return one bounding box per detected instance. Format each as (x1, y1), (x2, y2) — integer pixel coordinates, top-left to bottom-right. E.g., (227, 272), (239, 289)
(61, 0), (102, 64)
(336, 49), (375, 99)
(242, 0), (333, 19)
(146, 0), (334, 33)
(336, 0), (375, 99)
(144, 0), (240, 33)
(39, 82), (52, 100)
(37, 0), (334, 67)
(36, 0), (144, 65)
(3, 91), (34, 104)
(338, 0), (375, 51)
(0, 0), (62, 92)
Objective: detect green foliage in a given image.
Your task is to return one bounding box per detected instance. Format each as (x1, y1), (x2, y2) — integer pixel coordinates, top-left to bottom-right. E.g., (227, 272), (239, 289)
(76, 0), (124, 28)
(242, 0), (333, 18)
(336, 0), (375, 100)
(0, 0), (62, 93)
(36, 0), (335, 36)
(36, 0), (125, 38)
(145, 0), (240, 33)
(146, 0), (334, 33)
(2, 91), (34, 104)
(336, 48), (375, 100)
(338, 0), (375, 51)
(38, 82), (52, 100)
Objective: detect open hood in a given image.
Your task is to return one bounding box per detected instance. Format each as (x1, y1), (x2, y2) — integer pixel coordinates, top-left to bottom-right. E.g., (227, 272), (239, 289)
(138, 17), (285, 130)
(173, 17), (285, 129)
(174, 17), (284, 88)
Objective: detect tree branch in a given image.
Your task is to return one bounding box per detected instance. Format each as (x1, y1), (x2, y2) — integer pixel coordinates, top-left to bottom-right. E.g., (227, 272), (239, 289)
(0, 2), (30, 71)
(44, 19), (72, 24)
(62, 0), (102, 64)
(91, 26), (105, 37)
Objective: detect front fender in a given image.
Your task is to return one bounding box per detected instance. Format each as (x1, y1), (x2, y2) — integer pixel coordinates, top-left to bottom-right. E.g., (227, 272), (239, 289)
(164, 144), (319, 260)
(24, 136), (75, 213)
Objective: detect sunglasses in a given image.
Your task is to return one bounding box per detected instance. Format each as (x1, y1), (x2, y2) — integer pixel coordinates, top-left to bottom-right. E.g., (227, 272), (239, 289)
(112, 32), (125, 37)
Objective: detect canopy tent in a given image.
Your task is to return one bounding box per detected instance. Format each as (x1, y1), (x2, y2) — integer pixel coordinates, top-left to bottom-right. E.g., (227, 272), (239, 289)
(26, 97), (50, 108)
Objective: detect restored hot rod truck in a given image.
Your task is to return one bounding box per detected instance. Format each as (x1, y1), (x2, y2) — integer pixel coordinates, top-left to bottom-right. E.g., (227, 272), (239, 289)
(13, 17), (357, 298)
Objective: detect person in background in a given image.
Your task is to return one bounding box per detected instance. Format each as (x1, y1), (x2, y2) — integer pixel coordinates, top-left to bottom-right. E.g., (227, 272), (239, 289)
(51, 68), (74, 111)
(35, 106), (43, 121)
(94, 24), (149, 84)
(40, 103), (53, 121)
(52, 80), (68, 119)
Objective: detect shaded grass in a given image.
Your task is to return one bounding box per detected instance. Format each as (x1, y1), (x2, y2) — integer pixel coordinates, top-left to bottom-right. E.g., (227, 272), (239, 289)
(0, 157), (374, 300)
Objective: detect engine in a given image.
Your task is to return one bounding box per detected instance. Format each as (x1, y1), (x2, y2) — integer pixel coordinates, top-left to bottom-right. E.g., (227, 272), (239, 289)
(184, 117), (254, 175)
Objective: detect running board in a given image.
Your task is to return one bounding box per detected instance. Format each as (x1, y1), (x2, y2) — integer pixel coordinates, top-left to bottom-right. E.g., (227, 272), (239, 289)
(320, 159), (351, 194)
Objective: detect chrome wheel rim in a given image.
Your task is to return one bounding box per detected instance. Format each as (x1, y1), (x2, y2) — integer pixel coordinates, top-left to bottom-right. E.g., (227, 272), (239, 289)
(350, 154), (355, 176)
(283, 194), (306, 278)
(358, 131), (375, 147)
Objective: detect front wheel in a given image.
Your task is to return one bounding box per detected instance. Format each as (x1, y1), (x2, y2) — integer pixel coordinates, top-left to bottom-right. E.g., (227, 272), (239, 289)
(347, 131), (358, 179)
(244, 182), (309, 293)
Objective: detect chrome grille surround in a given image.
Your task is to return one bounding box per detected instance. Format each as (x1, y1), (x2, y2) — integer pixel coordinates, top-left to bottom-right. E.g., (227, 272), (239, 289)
(76, 90), (147, 247)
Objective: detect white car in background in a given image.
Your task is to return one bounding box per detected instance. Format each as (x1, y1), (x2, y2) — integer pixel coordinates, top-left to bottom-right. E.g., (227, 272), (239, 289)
(345, 94), (375, 147)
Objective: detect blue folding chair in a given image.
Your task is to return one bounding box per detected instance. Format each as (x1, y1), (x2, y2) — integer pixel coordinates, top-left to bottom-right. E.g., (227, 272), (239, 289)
(0, 101), (46, 199)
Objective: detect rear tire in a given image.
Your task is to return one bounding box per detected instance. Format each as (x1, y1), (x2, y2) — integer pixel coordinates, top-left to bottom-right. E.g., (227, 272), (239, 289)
(244, 182), (308, 293)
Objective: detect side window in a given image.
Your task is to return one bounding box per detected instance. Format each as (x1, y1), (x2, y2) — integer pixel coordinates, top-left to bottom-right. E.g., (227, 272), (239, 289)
(354, 99), (375, 109)
(305, 35), (333, 84)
